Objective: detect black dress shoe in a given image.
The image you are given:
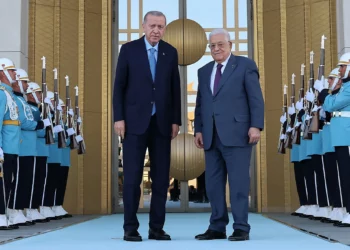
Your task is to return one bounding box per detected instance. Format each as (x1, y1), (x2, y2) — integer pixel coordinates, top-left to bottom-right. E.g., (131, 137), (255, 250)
(17, 221), (36, 226)
(51, 216), (62, 220)
(0, 225), (18, 230)
(35, 218), (50, 223)
(148, 228), (171, 240)
(320, 218), (333, 223)
(291, 212), (300, 216)
(195, 229), (226, 240)
(124, 230), (142, 242)
(62, 214), (73, 218)
(334, 222), (350, 227)
(228, 229), (249, 241)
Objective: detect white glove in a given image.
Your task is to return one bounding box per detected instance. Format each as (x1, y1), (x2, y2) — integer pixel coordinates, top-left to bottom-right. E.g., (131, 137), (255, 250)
(68, 108), (74, 116)
(314, 79), (325, 92)
(296, 99), (304, 110)
(287, 127), (293, 133)
(53, 125), (64, 133)
(280, 112), (287, 124)
(312, 105), (319, 112)
(0, 148), (3, 162)
(280, 134), (286, 140)
(57, 105), (62, 111)
(43, 118), (51, 127)
(306, 114), (312, 121)
(66, 128), (76, 136)
(306, 89), (315, 102)
(77, 117), (82, 123)
(75, 135), (84, 142)
(44, 97), (52, 105)
(320, 108), (326, 118)
(295, 121), (301, 127)
(288, 104), (296, 115)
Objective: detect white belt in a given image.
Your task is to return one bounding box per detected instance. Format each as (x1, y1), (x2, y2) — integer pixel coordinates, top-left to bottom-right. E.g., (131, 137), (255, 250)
(333, 111), (350, 117)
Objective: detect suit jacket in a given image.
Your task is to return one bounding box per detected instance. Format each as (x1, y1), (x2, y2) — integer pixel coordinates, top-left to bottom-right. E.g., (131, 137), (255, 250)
(194, 54), (264, 150)
(113, 36), (181, 136)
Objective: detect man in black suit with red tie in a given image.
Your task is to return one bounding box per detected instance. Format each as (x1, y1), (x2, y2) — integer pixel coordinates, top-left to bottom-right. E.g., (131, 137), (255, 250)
(113, 11), (181, 242)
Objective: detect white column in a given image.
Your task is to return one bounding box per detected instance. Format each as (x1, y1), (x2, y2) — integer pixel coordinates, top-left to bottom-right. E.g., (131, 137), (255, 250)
(0, 0), (29, 70)
(337, 0), (350, 57)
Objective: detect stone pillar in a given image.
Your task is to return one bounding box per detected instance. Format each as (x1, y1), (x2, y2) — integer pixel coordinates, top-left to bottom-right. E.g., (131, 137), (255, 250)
(0, 0), (29, 70)
(337, 0), (350, 56)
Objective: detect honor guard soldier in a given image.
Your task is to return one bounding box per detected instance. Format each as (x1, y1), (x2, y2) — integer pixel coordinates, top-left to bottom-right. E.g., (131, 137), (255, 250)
(304, 89), (329, 221)
(298, 108), (318, 218)
(0, 58), (21, 230)
(315, 68), (344, 223)
(322, 52), (350, 227)
(9, 69), (47, 226)
(291, 99), (309, 216)
(26, 82), (51, 222)
(52, 99), (71, 218)
(40, 91), (62, 220)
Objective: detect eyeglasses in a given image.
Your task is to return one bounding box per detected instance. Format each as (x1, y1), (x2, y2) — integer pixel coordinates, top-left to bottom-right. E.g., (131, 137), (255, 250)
(208, 42), (230, 50)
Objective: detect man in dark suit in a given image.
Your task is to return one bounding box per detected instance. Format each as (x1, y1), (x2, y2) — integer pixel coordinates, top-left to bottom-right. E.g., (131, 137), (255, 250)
(194, 28), (264, 241)
(113, 11), (181, 242)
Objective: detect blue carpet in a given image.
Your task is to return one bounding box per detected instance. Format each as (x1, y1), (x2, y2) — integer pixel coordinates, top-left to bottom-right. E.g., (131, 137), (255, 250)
(1, 213), (349, 249)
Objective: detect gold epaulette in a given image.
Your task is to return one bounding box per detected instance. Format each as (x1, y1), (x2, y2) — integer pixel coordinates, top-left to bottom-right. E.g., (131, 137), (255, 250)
(0, 86), (5, 91)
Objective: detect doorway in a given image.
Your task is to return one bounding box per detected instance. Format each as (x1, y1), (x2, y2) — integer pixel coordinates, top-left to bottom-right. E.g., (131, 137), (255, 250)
(111, 0), (256, 213)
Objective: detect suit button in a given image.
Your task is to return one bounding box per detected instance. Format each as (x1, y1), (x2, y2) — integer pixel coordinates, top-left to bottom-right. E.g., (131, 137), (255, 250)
(151, 102), (154, 104)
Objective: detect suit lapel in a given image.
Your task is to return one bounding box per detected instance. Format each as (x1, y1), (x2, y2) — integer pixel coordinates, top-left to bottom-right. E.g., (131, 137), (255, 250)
(138, 36), (153, 83)
(214, 54), (237, 96)
(155, 40), (165, 83)
(206, 61), (215, 93)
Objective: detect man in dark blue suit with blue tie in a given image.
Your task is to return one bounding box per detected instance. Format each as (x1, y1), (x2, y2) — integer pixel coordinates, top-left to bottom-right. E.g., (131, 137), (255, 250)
(113, 11), (181, 242)
(194, 28), (264, 241)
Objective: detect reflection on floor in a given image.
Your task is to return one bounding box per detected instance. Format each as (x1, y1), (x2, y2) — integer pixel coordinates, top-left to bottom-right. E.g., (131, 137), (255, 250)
(265, 213), (350, 246)
(1, 213), (349, 250)
(0, 215), (99, 245)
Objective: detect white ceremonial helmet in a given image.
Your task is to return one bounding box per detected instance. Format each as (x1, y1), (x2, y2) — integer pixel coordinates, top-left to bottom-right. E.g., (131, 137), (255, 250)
(26, 82), (42, 104)
(15, 68), (30, 94)
(328, 67), (340, 90)
(328, 68), (339, 78)
(0, 58), (16, 84)
(47, 91), (54, 100)
(59, 99), (65, 107)
(337, 52), (350, 79)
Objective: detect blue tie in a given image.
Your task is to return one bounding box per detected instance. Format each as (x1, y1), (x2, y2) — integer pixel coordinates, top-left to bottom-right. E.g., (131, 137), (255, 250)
(149, 48), (156, 115)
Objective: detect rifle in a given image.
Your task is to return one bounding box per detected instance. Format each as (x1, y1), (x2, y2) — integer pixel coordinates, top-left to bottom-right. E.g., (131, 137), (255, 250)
(74, 86), (86, 155)
(41, 56), (55, 144)
(53, 68), (67, 148)
(302, 51), (314, 140)
(278, 85), (288, 154)
(284, 74), (296, 149)
(292, 64), (305, 145)
(309, 35), (327, 133)
(65, 76), (78, 150)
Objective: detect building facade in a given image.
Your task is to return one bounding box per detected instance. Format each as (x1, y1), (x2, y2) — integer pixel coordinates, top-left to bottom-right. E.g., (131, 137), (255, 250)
(0, 0), (346, 214)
